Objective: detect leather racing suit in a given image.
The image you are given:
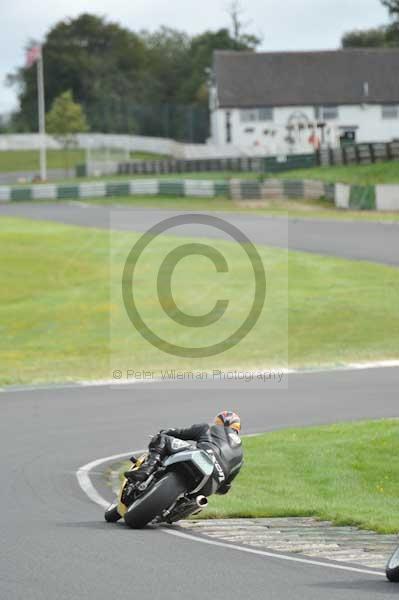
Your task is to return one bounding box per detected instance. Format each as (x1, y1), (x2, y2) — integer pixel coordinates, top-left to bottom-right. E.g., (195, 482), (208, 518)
(152, 423), (244, 495)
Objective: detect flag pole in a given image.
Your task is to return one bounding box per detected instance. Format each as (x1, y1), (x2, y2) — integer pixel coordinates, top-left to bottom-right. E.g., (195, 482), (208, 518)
(37, 48), (47, 181)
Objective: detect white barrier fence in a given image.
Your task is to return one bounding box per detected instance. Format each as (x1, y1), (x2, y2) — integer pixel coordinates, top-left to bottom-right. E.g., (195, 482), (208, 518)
(0, 133), (244, 160)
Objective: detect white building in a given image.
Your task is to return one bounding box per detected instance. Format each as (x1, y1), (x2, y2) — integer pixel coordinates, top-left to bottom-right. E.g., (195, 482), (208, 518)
(209, 49), (399, 156)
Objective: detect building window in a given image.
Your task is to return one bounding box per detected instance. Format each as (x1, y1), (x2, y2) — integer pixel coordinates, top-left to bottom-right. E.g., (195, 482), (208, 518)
(382, 104), (399, 119)
(240, 108), (274, 123)
(244, 127), (255, 133)
(240, 109), (258, 123)
(258, 107), (274, 121)
(315, 106), (339, 121)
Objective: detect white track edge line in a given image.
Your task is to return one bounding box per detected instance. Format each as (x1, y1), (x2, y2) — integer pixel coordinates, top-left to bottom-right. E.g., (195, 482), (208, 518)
(76, 452), (386, 579)
(165, 529), (385, 578)
(76, 451), (138, 509)
(3, 360), (399, 393)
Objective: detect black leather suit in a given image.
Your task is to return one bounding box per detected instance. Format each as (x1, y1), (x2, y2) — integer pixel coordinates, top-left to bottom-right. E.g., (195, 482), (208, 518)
(152, 423), (244, 495)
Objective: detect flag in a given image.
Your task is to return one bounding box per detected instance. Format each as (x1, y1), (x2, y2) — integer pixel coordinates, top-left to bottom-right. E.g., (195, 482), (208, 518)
(26, 45), (41, 68)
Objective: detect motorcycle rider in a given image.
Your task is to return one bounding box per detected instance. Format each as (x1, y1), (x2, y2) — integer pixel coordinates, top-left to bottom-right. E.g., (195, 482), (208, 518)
(125, 411), (243, 495)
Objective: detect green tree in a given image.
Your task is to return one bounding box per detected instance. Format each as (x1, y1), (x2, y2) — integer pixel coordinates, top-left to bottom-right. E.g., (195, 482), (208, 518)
(342, 27), (388, 48)
(382, 0), (399, 15)
(183, 29), (258, 107)
(342, 0), (399, 47)
(8, 13), (260, 141)
(46, 90), (88, 174)
(9, 14), (146, 132)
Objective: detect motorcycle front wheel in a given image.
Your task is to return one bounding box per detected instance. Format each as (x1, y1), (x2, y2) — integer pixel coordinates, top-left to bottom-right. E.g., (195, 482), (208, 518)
(124, 471), (186, 529)
(104, 503), (122, 523)
(386, 546), (399, 582)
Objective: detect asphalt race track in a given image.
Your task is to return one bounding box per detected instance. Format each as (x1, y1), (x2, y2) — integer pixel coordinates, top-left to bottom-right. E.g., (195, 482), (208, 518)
(1, 202), (398, 599)
(2, 201), (399, 265)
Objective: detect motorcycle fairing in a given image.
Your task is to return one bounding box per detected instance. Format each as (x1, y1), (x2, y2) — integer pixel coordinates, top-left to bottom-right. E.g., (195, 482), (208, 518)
(163, 449), (215, 476)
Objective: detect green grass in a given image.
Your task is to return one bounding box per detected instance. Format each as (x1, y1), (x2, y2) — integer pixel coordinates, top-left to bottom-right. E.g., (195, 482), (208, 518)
(83, 194), (399, 222)
(1, 217), (399, 386)
(130, 151), (170, 161)
(197, 420), (399, 534)
(0, 149), (85, 173)
(0, 149), (169, 174)
(277, 160), (399, 185)
(115, 420), (399, 533)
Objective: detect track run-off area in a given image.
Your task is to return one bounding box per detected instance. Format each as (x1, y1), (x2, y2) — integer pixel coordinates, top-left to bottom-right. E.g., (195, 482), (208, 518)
(1, 202), (398, 599)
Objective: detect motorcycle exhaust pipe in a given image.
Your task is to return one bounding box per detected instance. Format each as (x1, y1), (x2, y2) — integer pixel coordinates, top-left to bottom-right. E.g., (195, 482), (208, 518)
(195, 495), (208, 508)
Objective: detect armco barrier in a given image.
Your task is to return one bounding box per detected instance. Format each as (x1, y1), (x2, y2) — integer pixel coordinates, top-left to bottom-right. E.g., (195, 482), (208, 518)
(318, 141), (399, 167)
(117, 157), (262, 176)
(110, 152), (317, 178)
(0, 178), (397, 211)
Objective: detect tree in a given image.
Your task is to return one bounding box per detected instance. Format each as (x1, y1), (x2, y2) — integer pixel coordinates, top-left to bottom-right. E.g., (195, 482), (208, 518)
(229, 0), (244, 40)
(227, 0), (261, 49)
(8, 13), (261, 141)
(46, 90), (88, 174)
(382, 0), (399, 16)
(181, 28), (257, 107)
(342, 0), (399, 47)
(9, 14), (146, 132)
(342, 27), (388, 48)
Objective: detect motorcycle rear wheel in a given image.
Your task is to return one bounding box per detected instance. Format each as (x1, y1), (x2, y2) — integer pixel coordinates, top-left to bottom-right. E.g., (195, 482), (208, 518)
(386, 546), (399, 582)
(124, 472), (186, 529)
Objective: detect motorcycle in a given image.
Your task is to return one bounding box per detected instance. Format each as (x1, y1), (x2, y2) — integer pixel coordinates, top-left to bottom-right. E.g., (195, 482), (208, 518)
(104, 437), (219, 528)
(386, 545), (399, 582)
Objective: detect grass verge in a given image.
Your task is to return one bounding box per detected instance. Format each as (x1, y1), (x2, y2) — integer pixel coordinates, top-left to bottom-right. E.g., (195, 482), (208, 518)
(83, 194), (399, 222)
(115, 420), (399, 533)
(277, 160), (399, 185)
(0, 149), (85, 172)
(0, 149), (169, 173)
(1, 217), (399, 385)
(200, 420), (399, 534)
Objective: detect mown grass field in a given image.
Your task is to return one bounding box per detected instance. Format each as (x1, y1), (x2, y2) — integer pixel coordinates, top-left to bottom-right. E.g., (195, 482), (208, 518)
(278, 160), (399, 185)
(0, 149), (85, 172)
(1, 217), (399, 386)
(0, 149), (168, 173)
(196, 420), (399, 534)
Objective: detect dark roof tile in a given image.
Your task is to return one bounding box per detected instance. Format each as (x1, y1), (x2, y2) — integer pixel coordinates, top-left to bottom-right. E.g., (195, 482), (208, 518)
(214, 49), (399, 107)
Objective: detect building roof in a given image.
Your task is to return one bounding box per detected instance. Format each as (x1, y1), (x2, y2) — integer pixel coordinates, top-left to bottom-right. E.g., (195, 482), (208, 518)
(213, 49), (399, 108)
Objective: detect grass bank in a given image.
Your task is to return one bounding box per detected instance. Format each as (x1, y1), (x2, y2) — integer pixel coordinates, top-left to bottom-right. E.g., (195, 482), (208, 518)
(198, 420), (399, 534)
(277, 160), (399, 185)
(1, 217), (399, 385)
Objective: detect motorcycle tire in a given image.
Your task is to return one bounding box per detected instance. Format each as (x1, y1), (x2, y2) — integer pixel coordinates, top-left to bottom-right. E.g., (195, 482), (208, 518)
(104, 503), (122, 523)
(124, 471), (186, 529)
(386, 546), (399, 582)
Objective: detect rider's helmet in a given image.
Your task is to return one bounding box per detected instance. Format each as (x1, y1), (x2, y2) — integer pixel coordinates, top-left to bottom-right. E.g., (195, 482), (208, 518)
(214, 410), (241, 433)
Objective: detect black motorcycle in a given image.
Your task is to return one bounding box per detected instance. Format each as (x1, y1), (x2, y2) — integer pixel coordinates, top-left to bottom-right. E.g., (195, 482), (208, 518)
(104, 438), (219, 528)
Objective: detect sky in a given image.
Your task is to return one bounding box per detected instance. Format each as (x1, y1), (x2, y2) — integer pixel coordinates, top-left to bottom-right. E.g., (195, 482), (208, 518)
(0, 0), (389, 113)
